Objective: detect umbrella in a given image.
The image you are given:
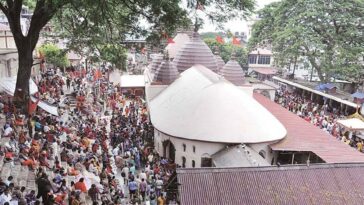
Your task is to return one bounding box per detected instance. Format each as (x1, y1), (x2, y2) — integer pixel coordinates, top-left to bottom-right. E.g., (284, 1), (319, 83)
(352, 91), (364, 99)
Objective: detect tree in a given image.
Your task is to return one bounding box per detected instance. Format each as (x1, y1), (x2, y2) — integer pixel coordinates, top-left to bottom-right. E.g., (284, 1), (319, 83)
(249, 0), (364, 83)
(204, 38), (248, 69)
(38, 43), (69, 69)
(0, 0), (255, 112)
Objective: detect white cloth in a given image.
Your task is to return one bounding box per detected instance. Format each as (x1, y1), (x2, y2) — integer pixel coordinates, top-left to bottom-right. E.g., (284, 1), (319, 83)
(0, 193), (12, 205)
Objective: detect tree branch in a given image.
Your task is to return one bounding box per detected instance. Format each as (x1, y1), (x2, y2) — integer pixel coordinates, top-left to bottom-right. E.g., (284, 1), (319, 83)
(0, 2), (8, 15)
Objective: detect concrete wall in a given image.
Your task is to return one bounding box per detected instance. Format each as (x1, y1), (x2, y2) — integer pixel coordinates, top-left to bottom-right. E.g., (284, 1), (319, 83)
(154, 129), (226, 168)
(0, 30), (16, 49)
(0, 51), (18, 78)
(249, 141), (280, 165)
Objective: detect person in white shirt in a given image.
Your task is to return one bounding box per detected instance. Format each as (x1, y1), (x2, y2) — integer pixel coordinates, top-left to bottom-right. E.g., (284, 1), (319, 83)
(0, 188), (11, 205)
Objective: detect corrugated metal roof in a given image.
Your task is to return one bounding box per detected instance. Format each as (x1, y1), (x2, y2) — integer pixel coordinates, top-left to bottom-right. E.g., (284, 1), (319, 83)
(177, 163), (364, 205)
(254, 93), (364, 163)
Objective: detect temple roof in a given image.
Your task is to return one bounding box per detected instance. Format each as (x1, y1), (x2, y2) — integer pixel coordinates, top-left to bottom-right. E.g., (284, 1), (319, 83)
(172, 32), (218, 73)
(165, 32), (190, 59)
(215, 55), (225, 71)
(220, 55), (245, 86)
(149, 53), (164, 73)
(149, 65), (286, 143)
(153, 56), (179, 85)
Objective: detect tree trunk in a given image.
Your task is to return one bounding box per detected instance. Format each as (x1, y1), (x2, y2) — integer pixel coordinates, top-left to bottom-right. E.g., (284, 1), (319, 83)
(13, 43), (34, 114)
(307, 56), (325, 82)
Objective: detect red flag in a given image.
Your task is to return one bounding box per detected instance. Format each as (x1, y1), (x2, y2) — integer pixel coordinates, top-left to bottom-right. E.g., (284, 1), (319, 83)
(216, 35), (224, 44)
(28, 93), (40, 115)
(167, 38), (175, 44)
(232, 36), (240, 45)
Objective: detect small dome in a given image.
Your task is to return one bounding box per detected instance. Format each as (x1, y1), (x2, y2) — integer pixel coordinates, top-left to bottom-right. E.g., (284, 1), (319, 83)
(172, 32), (218, 73)
(153, 56), (179, 85)
(215, 55), (225, 71)
(149, 54), (164, 73)
(220, 55), (245, 86)
(165, 32), (190, 59)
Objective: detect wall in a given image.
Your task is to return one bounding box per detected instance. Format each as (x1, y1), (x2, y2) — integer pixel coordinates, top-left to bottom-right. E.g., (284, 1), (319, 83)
(0, 30), (16, 49)
(248, 141), (280, 165)
(154, 129), (226, 168)
(0, 51), (18, 78)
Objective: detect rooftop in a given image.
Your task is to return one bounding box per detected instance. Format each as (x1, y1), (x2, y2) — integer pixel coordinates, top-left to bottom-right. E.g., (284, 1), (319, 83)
(177, 163), (364, 205)
(254, 93), (364, 163)
(149, 65), (286, 143)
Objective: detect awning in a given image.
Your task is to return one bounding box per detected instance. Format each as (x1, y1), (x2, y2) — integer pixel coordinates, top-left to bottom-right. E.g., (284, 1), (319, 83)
(31, 96), (59, 116)
(120, 75), (145, 88)
(337, 118), (364, 131)
(315, 83), (336, 91)
(252, 68), (277, 75)
(0, 76), (38, 95)
(352, 91), (364, 99)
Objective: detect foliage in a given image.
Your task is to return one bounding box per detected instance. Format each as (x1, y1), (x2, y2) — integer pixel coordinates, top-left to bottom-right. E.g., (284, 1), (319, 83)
(95, 44), (128, 71)
(38, 43), (69, 68)
(248, 0), (364, 82)
(204, 38), (248, 69)
(186, 0), (255, 30)
(0, 0), (256, 110)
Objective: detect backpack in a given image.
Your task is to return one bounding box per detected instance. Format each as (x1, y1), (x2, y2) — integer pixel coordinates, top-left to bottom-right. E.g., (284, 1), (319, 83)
(121, 172), (126, 178)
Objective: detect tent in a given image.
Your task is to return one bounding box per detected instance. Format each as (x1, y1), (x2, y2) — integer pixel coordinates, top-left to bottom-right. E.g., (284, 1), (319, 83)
(31, 96), (59, 116)
(315, 83), (337, 91)
(0, 76), (38, 95)
(352, 91), (364, 99)
(337, 118), (364, 131)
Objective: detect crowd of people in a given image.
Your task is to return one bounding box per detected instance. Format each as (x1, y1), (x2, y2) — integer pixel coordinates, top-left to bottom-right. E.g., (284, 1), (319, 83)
(0, 66), (176, 205)
(275, 88), (364, 152)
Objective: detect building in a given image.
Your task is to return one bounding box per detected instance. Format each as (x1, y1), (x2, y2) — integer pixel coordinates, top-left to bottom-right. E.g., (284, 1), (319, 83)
(176, 163), (364, 205)
(148, 65), (287, 168)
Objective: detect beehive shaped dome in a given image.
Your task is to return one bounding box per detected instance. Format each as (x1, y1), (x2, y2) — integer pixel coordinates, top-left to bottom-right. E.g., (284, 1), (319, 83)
(149, 65), (287, 143)
(165, 32), (190, 59)
(220, 55), (245, 86)
(172, 32), (218, 73)
(149, 53), (164, 73)
(153, 55), (179, 85)
(215, 54), (225, 72)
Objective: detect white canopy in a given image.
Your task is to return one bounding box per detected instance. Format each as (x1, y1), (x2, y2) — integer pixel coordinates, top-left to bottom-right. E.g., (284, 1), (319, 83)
(337, 118), (364, 131)
(31, 96), (59, 116)
(0, 76), (38, 95)
(120, 75), (145, 88)
(149, 65), (287, 143)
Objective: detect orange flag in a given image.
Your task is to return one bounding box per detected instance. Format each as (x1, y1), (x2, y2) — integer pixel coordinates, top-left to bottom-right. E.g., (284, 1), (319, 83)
(232, 36), (240, 45)
(216, 35), (224, 44)
(94, 70), (102, 80)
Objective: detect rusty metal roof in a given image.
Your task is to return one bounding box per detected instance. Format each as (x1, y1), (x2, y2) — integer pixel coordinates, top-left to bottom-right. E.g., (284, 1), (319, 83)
(254, 93), (364, 163)
(177, 163), (364, 205)
(172, 32), (218, 73)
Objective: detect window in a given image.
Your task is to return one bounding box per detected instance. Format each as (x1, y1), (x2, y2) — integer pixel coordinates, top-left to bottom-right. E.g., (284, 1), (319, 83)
(193, 146), (196, 153)
(183, 144), (186, 152)
(248, 55), (257, 64)
(192, 160), (195, 168)
(201, 153), (212, 167)
(258, 55), (271, 65)
(182, 156), (186, 168)
(259, 150), (266, 159)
